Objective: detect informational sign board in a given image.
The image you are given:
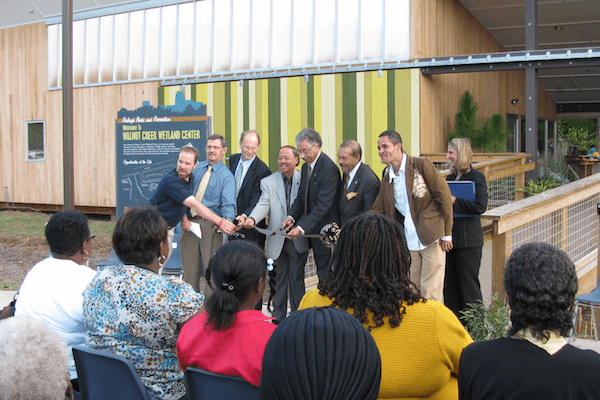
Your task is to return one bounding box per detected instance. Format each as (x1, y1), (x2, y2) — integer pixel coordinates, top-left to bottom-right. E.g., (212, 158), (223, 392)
(116, 91), (208, 217)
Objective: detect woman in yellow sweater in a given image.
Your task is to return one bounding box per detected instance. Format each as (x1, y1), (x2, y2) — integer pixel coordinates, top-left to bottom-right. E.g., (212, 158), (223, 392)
(299, 213), (472, 400)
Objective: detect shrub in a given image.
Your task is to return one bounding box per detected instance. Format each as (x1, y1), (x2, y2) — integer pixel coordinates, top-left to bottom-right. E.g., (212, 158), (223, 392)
(460, 292), (509, 341)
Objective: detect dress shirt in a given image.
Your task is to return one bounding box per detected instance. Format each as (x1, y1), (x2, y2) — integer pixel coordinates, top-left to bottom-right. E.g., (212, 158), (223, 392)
(282, 174), (293, 211)
(389, 155), (451, 250)
(190, 161), (236, 220)
(234, 155), (255, 185)
(347, 161), (362, 190)
(389, 156), (426, 251)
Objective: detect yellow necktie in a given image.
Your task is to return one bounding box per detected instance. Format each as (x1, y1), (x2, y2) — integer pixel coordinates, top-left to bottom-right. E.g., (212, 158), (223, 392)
(191, 165), (212, 217)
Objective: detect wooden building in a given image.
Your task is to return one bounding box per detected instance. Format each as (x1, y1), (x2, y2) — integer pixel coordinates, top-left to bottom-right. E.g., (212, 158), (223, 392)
(0, 0), (560, 212)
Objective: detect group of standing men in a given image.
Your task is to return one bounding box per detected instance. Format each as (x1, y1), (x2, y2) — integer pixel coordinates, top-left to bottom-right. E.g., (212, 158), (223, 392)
(151, 127), (455, 322)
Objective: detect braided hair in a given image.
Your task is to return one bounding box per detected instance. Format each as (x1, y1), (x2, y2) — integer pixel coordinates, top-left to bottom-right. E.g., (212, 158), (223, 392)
(205, 240), (273, 330)
(317, 213), (424, 330)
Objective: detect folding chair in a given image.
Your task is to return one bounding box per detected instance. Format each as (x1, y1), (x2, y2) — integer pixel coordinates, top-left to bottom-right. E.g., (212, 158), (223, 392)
(72, 345), (151, 400)
(185, 367), (260, 400)
(575, 276), (600, 341)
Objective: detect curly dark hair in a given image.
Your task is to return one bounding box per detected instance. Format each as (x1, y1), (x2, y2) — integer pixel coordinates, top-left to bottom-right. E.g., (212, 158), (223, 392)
(505, 242), (578, 341)
(112, 206), (168, 266)
(206, 240), (274, 330)
(317, 213), (424, 331)
(45, 210), (90, 257)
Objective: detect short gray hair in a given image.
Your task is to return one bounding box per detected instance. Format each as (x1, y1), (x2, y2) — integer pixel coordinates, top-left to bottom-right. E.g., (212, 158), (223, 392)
(0, 317), (71, 399)
(295, 128), (322, 148)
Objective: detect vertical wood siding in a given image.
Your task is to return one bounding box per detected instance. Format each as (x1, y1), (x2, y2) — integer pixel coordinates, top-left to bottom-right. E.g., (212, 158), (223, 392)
(161, 69), (417, 178)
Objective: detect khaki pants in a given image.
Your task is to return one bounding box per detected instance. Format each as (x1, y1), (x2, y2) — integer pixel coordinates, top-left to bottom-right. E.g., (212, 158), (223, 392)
(180, 219), (224, 296)
(409, 241), (445, 301)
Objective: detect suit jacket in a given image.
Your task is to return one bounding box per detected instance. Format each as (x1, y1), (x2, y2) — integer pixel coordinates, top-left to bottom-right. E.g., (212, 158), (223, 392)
(370, 154), (453, 246)
(447, 167), (488, 248)
(248, 170), (302, 259)
(339, 162), (381, 227)
(289, 151), (340, 254)
(230, 153), (272, 245)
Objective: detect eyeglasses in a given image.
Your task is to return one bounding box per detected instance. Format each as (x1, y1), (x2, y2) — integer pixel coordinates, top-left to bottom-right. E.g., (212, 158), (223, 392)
(85, 233), (95, 242)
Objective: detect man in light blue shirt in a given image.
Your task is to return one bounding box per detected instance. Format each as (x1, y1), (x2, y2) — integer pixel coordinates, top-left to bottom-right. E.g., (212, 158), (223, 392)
(180, 134), (237, 294)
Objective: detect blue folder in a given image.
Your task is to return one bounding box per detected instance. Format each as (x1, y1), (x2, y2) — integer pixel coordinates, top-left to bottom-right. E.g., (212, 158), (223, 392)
(447, 181), (476, 218)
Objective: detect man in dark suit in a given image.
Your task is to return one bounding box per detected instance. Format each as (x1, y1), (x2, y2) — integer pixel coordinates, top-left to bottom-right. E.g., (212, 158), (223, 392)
(337, 140), (380, 227)
(283, 128), (340, 280)
(229, 130), (272, 247)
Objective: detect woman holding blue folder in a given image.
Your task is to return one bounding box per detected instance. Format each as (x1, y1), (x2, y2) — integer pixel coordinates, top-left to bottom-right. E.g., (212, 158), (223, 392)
(444, 138), (488, 320)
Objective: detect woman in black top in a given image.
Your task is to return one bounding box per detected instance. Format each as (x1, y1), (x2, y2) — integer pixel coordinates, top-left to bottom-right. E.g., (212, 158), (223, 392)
(444, 138), (488, 319)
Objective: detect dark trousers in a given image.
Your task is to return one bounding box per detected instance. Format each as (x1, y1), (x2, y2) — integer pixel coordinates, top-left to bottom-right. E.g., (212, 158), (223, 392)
(273, 240), (309, 321)
(311, 238), (333, 281)
(444, 246), (483, 319)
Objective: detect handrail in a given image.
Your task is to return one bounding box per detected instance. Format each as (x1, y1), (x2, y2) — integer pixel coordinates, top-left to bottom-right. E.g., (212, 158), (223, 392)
(482, 173), (600, 235)
(482, 173), (600, 296)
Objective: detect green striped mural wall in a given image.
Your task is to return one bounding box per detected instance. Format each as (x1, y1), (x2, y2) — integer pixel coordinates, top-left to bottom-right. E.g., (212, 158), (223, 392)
(161, 69), (418, 177)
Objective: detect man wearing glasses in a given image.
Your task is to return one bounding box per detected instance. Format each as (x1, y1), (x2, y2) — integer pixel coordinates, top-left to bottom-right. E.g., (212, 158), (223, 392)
(283, 128), (340, 281)
(179, 135), (237, 295)
(229, 130), (272, 248)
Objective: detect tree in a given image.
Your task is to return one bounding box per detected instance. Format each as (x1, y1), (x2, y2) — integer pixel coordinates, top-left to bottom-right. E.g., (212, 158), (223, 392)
(558, 118), (598, 156)
(449, 91), (479, 142)
(448, 91), (507, 153)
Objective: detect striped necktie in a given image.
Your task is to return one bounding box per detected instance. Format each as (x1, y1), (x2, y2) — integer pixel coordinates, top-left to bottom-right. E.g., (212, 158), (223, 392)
(235, 162), (244, 197)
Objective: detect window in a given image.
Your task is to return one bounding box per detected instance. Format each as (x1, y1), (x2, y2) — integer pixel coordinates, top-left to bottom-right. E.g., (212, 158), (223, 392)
(47, 0), (410, 88)
(27, 121), (45, 162)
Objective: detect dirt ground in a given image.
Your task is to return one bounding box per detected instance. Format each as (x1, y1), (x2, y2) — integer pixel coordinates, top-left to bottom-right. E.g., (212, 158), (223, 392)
(0, 236), (113, 288)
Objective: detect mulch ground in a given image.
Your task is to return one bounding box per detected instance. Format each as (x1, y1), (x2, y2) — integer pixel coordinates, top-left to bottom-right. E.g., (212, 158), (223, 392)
(0, 236), (113, 289)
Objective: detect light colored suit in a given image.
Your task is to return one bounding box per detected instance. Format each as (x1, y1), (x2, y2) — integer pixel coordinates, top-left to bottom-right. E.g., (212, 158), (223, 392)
(249, 170), (301, 258)
(249, 169), (307, 320)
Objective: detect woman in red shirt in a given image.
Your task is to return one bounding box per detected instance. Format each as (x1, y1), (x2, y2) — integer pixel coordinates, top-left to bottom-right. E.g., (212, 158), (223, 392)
(177, 240), (277, 386)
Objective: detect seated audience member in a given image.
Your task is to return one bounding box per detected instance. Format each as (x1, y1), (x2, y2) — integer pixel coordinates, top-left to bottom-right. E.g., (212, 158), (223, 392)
(15, 210), (96, 390)
(0, 317), (74, 400)
(459, 242), (600, 400)
(299, 213), (472, 399)
(260, 307), (381, 400)
(177, 240), (276, 386)
(83, 206), (203, 400)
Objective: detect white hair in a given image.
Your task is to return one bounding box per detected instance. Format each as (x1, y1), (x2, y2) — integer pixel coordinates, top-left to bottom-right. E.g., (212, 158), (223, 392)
(0, 317), (70, 400)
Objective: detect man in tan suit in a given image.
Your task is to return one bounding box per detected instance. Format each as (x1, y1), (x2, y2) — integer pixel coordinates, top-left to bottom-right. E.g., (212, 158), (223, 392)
(370, 130), (453, 300)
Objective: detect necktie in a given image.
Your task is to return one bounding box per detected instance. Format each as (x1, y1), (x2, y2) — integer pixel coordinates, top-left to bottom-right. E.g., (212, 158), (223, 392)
(235, 162), (244, 197)
(304, 165), (312, 216)
(342, 174), (349, 198)
(191, 165), (212, 217)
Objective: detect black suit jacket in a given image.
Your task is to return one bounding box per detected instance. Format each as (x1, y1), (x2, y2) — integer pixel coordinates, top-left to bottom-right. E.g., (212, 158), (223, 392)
(289, 151), (340, 256)
(339, 162), (380, 227)
(446, 167), (488, 248)
(230, 153), (272, 246)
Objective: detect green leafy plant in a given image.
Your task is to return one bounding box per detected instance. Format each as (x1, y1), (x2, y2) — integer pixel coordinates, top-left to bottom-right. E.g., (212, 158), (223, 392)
(448, 91), (507, 152)
(558, 118), (598, 156)
(479, 113), (507, 152)
(537, 140), (574, 183)
(460, 292), (509, 341)
(516, 178), (562, 197)
(449, 91), (480, 142)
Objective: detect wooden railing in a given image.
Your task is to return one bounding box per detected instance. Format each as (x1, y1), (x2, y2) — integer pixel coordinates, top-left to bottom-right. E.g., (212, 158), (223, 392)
(423, 152), (535, 205)
(482, 173), (600, 297)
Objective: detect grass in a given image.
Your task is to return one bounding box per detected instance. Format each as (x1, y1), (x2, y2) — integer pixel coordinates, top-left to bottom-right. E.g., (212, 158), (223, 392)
(0, 210), (51, 238)
(0, 278), (20, 291)
(0, 210), (115, 240)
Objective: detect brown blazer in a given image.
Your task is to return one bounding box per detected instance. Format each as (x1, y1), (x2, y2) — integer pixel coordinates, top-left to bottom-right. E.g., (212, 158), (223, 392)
(370, 154), (453, 246)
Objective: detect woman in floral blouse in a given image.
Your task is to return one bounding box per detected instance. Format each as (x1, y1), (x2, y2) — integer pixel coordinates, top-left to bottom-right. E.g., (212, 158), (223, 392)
(83, 206), (203, 400)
